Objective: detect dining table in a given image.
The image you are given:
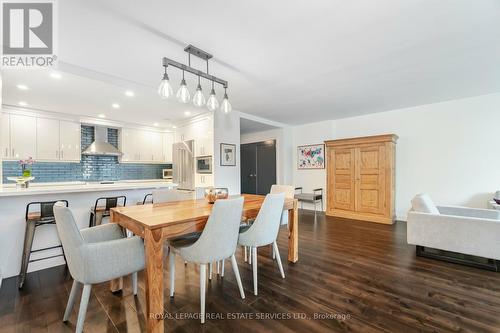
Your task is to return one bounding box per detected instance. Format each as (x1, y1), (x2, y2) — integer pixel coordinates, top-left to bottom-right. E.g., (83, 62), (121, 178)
(109, 193), (299, 333)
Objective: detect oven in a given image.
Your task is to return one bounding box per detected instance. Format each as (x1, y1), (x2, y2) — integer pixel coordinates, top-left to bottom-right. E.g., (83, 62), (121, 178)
(196, 156), (212, 174)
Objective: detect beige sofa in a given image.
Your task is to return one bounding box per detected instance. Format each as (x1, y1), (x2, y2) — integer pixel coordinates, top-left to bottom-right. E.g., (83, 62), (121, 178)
(407, 194), (500, 268)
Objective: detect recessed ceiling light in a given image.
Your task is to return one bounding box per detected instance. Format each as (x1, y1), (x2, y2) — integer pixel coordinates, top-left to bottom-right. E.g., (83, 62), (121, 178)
(18, 101), (28, 106)
(16, 84), (29, 90)
(125, 90), (134, 97)
(172, 125), (177, 129)
(50, 72), (62, 79)
(184, 111), (191, 116)
(98, 114), (106, 118)
(153, 122), (159, 127)
(111, 103), (120, 109)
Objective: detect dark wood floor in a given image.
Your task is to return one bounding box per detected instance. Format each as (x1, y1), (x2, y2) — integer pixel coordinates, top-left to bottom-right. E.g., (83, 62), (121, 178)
(2, 210), (500, 332)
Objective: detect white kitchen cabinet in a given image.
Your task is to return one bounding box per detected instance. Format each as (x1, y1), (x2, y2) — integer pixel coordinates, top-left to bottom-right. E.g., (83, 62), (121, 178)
(1, 113), (10, 159)
(163, 132), (173, 163)
(138, 130), (153, 162)
(60, 121), (81, 161)
(195, 135), (213, 157)
(195, 173), (213, 187)
(121, 128), (140, 162)
(150, 131), (163, 162)
(10, 114), (36, 159)
(36, 117), (60, 160)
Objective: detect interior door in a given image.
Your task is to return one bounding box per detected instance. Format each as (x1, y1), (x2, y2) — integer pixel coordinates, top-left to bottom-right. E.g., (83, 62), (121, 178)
(256, 141), (276, 194)
(331, 148), (356, 211)
(355, 145), (386, 215)
(240, 141), (277, 195)
(241, 143), (257, 194)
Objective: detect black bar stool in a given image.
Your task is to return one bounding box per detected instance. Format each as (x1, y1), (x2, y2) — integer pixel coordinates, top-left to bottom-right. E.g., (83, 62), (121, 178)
(139, 193), (153, 205)
(89, 196), (126, 227)
(19, 200), (69, 289)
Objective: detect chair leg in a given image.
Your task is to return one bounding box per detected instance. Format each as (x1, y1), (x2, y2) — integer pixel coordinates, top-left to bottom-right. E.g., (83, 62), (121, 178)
(271, 244), (275, 260)
(132, 272), (138, 296)
(75, 284), (91, 333)
(230, 255), (245, 299)
(19, 221), (36, 289)
(273, 241), (285, 278)
(209, 262), (213, 280)
(249, 246), (252, 265)
(216, 260), (220, 275)
(88, 212), (94, 228)
(169, 251), (175, 297)
(252, 246), (258, 296)
(199, 264), (206, 324)
(221, 260), (225, 278)
(244, 246), (247, 262)
(63, 280), (80, 322)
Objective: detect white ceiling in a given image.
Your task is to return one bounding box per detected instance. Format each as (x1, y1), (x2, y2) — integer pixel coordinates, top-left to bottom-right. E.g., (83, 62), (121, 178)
(3, 0), (500, 125)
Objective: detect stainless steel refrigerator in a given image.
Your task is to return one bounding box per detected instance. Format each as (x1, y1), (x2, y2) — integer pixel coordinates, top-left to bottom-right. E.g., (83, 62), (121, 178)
(172, 140), (194, 190)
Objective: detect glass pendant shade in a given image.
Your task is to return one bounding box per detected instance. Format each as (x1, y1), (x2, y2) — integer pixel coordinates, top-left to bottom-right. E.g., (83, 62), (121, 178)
(158, 73), (173, 99)
(206, 88), (219, 111)
(176, 78), (190, 103)
(192, 83), (206, 107)
(220, 93), (232, 113)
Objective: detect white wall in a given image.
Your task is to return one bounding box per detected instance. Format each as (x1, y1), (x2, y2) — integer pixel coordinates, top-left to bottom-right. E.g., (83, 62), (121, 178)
(286, 92), (500, 220)
(334, 93), (500, 219)
(214, 110), (241, 194)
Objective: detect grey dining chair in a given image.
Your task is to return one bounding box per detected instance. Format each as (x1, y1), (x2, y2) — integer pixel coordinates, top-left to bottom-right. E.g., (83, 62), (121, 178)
(168, 197), (246, 324)
(53, 202), (145, 333)
(152, 188), (179, 203)
(238, 193), (286, 295)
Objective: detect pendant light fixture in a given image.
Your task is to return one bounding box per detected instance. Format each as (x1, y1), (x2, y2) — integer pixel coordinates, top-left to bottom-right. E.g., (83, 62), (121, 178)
(176, 70), (190, 103)
(206, 80), (219, 111)
(158, 66), (173, 99)
(220, 87), (232, 113)
(192, 75), (206, 107)
(159, 44), (231, 113)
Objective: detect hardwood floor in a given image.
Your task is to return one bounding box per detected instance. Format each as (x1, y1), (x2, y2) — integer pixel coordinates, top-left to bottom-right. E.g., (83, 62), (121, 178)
(2, 210), (500, 332)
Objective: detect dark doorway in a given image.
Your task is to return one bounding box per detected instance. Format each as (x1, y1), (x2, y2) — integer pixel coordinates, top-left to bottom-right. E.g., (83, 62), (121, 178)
(241, 140), (277, 195)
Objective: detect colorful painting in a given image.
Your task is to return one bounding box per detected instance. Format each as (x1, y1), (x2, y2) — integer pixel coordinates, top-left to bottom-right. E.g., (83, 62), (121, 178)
(297, 144), (325, 169)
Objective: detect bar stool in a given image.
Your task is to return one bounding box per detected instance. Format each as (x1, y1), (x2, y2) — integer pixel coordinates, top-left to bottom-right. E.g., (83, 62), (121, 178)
(89, 196), (126, 227)
(137, 193), (152, 205)
(19, 200), (69, 289)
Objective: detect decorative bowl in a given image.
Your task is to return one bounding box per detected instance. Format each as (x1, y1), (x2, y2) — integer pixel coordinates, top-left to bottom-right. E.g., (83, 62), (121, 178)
(204, 187), (229, 204)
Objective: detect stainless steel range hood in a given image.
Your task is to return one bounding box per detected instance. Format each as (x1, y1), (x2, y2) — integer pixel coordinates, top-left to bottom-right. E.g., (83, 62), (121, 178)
(82, 126), (122, 156)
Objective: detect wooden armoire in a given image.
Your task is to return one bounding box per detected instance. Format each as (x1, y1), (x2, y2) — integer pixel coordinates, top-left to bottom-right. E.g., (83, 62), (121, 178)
(325, 134), (398, 224)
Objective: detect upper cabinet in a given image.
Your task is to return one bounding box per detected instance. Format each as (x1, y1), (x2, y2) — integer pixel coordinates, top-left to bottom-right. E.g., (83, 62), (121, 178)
(163, 132), (173, 163)
(36, 117), (81, 162)
(175, 116), (214, 157)
(2, 113), (80, 162)
(121, 127), (170, 164)
(8, 114), (37, 160)
(1, 113), (10, 159)
(59, 121), (81, 161)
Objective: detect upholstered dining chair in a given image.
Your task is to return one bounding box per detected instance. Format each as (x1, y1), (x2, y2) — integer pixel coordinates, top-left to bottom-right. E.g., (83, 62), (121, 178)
(53, 202), (145, 333)
(152, 188), (179, 203)
(238, 193), (286, 295)
(168, 197), (246, 324)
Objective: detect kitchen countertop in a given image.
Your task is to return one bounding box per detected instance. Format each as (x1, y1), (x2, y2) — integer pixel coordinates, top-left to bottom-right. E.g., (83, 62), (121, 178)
(0, 180), (178, 197)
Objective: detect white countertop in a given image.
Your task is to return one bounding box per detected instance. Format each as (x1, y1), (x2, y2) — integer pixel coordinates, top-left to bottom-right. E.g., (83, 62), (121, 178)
(0, 180), (178, 197)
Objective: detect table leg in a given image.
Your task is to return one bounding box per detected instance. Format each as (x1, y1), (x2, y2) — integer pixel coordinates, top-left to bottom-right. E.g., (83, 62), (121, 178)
(144, 228), (164, 333)
(288, 199), (298, 263)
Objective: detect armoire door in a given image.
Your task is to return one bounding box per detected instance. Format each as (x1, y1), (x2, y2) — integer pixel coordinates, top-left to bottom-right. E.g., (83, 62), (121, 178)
(355, 145), (386, 215)
(331, 148), (355, 211)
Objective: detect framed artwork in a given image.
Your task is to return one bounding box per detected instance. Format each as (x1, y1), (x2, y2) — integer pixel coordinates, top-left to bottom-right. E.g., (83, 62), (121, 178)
(220, 143), (236, 166)
(297, 144), (325, 169)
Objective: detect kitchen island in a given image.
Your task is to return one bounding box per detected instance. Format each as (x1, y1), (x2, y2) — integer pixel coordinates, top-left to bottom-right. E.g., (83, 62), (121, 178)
(0, 180), (178, 279)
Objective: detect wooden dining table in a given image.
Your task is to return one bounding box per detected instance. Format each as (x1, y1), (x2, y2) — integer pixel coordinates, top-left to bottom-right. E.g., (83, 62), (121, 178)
(109, 193), (299, 333)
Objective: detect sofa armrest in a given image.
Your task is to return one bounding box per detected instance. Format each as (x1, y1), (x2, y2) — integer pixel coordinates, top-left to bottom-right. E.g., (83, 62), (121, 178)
(437, 205), (500, 220)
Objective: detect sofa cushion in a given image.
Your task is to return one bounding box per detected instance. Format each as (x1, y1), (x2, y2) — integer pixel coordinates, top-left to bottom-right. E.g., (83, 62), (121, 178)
(411, 194), (439, 214)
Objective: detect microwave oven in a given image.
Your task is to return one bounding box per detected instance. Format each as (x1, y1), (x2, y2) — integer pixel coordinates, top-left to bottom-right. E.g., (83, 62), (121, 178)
(196, 156), (212, 174)
(162, 168), (173, 179)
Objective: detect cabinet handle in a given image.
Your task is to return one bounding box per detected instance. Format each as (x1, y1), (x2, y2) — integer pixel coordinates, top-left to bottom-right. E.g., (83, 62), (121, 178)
(11, 148), (15, 157)
(56, 150), (59, 158)
(61, 150), (64, 159)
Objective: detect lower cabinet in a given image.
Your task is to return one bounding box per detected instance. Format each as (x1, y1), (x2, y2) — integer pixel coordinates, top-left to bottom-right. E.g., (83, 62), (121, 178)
(195, 174), (213, 187)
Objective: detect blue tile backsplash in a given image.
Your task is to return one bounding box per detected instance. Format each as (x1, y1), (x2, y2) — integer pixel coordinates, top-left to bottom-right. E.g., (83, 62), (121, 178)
(2, 125), (171, 183)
